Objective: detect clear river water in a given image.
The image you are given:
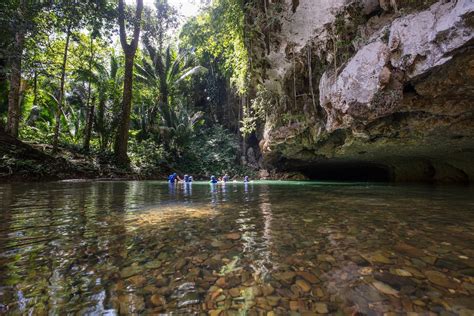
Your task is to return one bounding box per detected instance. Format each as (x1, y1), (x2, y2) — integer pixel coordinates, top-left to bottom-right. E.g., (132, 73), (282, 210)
(0, 180), (473, 315)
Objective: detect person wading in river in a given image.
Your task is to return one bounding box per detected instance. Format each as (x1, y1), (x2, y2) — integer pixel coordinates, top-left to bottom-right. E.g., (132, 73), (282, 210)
(168, 173), (182, 183)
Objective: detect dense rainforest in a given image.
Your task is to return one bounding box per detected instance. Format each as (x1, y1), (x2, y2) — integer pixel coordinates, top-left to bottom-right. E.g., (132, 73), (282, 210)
(0, 0), (258, 181)
(1, 0), (473, 183)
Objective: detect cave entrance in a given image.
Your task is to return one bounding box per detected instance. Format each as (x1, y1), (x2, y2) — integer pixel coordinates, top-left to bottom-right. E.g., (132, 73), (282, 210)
(300, 162), (391, 182)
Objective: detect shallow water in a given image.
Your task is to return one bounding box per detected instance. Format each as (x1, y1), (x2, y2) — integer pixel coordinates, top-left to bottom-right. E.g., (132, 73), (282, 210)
(0, 180), (473, 315)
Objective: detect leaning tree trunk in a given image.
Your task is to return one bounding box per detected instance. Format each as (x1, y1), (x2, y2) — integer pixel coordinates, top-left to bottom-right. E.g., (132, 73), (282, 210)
(6, 28), (25, 138)
(83, 36), (94, 152)
(114, 0), (143, 165)
(52, 25), (71, 152)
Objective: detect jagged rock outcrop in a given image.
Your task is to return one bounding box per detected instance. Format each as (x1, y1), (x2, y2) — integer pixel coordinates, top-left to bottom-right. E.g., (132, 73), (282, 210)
(255, 0), (474, 182)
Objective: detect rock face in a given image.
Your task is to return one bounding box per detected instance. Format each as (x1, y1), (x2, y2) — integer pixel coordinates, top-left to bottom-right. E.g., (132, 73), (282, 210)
(255, 0), (474, 182)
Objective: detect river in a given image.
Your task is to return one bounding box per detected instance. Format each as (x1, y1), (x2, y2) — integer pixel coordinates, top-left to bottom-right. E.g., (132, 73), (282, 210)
(0, 181), (473, 314)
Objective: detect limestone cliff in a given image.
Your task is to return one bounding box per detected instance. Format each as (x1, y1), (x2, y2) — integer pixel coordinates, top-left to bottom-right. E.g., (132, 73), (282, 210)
(252, 0), (474, 182)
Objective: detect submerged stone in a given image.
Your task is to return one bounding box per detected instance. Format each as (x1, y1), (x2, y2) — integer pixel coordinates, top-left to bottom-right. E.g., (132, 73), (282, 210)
(425, 271), (458, 289)
(374, 272), (416, 290)
(118, 294), (145, 314)
(394, 243), (424, 258)
(435, 258), (469, 270)
(359, 267), (373, 276)
(296, 271), (319, 284)
(274, 271), (296, 283)
(120, 265), (143, 278)
(314, 302), (329, 314)
(403, 266), (425, 278)
(361, 252), (392, 264)
(225, 233), (241, 240)
(372, 281), (399, 296)
(317, 254), (336, 263)
(266, 295), (281, 306)
(228, 288), (240, 297)
(262, 284), (275, 296)
(295, 279), (311, 292)
(150, 294), (166, 307)
(144, 260), (162, 269)
(289, 300), (299, 311)
(127, 275), (147, 287)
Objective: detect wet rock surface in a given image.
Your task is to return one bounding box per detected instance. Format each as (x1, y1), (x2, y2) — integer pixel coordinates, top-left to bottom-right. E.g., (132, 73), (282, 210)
(0, 181), (473, 314)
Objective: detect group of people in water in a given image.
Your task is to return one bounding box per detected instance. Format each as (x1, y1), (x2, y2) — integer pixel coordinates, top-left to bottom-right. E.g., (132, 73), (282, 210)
(167, 173), (192, 183)
(168, 173), (249, 183)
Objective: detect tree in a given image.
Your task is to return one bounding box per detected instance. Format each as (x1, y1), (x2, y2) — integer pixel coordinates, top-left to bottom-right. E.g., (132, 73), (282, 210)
(51, 0), (115, 151)
(142, 0), (179, 55)
(5, 0), (26, 137)
(95, 54), (123, 151)
(114, 0), (143, 165)
(51, 23), (71, 151)
(4, 0), (46, 137)
(135, 44), (206, 132)
(83, 34), (95, 152)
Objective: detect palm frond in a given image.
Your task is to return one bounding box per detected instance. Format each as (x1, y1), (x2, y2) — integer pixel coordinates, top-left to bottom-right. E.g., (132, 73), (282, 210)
(175, 66), (208, 84)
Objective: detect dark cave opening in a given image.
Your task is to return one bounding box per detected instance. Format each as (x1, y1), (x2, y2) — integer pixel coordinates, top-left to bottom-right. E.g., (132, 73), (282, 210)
(403, 82), (417, 94)
(300, 162), (392, 182)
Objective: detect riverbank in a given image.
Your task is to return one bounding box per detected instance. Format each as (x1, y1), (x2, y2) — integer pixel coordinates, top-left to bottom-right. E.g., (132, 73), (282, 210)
(0, 132), (166, 182)
(0, 132), (255, 182)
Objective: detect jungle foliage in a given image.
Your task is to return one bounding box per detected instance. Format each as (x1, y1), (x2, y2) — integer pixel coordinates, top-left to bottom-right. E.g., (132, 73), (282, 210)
(0, 0), (256, 178)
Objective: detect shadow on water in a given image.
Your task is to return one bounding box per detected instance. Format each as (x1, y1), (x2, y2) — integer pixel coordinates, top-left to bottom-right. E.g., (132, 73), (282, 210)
(0, 181), (473, 314)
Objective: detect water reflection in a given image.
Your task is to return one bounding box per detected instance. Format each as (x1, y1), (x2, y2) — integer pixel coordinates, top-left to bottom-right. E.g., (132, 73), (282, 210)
(209, 183), (218, 205)
(221, 183), (228, 202)
(0, 181), (473, 314)
(183, 182), (192, 198)
(168, 182), (176, 198)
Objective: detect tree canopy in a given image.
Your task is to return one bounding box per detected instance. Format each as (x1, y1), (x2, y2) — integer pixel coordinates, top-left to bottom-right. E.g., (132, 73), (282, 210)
(0, 0), (257, 177)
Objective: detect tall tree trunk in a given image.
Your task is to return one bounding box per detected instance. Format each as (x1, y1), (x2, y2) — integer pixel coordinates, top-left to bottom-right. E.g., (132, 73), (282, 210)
(33, 69), (38, 106)
(26, 70), (39, 127)
(97, 97), (106, 150)
(0, 57), (8, 131)
(148, 104), (158, 134)
(114, 0), (143, 165)
(6, 28), (25, 138)
(52, 25), (71, 152)
(83, 35), (94, 152)
(159, 80), (170, 127)
(114, 53), (135, 163)
(83, 97), (95, 152)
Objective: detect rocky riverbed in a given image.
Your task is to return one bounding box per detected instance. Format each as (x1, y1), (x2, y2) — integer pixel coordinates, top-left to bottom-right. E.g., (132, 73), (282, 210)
(0, 181), (473, 314)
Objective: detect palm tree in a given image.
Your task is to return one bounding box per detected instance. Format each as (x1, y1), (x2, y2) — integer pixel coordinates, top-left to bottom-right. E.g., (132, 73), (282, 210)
(74, 54), (123, 150)
(134, 41), (206, 132)
(162, 104), (204, 155)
